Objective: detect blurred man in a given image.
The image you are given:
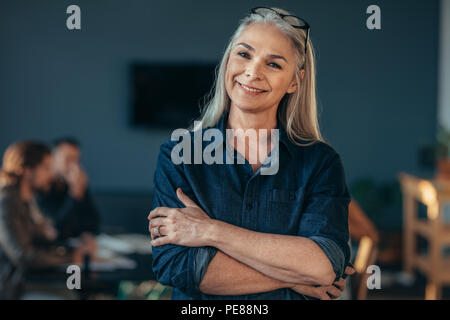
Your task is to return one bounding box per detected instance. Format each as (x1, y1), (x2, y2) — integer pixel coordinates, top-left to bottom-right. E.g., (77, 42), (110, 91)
(348, 198), (379, 245)
(36, 137), (100, 240)
(337, 198), (379, 300)
(0, 141), (93, 299)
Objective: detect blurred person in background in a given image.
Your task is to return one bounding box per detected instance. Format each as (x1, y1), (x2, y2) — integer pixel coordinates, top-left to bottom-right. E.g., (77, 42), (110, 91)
(0, 141), (94, 299)
(36, 137), (100, 241)
(336, 198), (379, 299)
(348, 199), (379, 245)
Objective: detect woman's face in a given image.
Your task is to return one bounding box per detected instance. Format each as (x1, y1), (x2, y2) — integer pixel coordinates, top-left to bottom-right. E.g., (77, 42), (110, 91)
(26, 154), (54, 192)
(225, 22), (299, 114)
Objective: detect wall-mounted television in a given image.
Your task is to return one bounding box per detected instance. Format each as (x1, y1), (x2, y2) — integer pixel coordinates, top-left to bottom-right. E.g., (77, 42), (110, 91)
(130, 62), (217, 130)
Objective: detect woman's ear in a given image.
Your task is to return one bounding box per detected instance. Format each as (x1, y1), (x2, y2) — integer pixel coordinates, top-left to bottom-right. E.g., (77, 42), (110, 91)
(286, 74), (299, 94)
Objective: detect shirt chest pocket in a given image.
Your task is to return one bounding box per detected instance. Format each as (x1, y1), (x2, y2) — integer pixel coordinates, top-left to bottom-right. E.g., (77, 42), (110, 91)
(264, 188), (304, 234)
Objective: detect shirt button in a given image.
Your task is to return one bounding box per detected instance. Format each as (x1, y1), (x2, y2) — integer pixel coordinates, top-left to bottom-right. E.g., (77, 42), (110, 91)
(246, 203), (253, 210)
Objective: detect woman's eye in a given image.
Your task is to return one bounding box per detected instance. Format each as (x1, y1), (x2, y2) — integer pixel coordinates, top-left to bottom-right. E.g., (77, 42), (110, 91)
(268, 62), (282, 69)
(237, 52), (281, 70)
(238, 51), (250, 58)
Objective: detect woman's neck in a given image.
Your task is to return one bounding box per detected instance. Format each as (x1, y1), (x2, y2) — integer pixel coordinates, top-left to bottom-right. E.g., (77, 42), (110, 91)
(227, 105), (278, 131)
(226, 105), (278, 172)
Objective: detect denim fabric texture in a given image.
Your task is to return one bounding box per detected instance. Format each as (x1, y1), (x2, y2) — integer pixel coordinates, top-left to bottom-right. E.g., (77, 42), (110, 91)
(151, 111), (351, 300)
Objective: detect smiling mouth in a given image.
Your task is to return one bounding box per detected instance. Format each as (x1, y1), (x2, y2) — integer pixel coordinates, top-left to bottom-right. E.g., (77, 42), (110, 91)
(236, 81), (268, 93)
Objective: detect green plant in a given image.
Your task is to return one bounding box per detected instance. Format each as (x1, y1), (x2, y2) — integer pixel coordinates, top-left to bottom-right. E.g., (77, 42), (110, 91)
(350, 178), (403, 231)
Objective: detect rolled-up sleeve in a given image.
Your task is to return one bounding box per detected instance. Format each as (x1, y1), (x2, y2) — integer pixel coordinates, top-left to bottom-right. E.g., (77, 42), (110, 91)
(309, 236), (346, 282)
(297, 151), (351, 282)
(151, 141), (218, 298)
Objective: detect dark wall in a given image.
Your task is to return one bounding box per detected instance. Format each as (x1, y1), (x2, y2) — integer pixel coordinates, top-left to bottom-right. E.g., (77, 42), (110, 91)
(0, 0), (439, 192)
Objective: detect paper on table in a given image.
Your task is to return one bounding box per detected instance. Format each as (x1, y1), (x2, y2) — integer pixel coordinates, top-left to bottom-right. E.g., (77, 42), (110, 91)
(58, 254), (137, 272)
(68, 233), (152, 255)
(96, 233), (135, 254)
(113, 234), (153, 254)
(89, 255), (137, 271)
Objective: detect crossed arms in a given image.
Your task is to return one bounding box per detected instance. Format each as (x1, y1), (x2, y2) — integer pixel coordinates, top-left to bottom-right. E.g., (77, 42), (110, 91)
(149, 144), (351, 298)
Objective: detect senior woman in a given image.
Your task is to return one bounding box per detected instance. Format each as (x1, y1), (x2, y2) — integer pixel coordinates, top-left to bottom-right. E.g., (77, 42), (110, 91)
(148, 7), (354, 300)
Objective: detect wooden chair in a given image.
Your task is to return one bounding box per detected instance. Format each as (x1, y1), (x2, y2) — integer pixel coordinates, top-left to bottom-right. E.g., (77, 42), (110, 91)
(350, 236), (378, 300)
(398, 172), (450, 300)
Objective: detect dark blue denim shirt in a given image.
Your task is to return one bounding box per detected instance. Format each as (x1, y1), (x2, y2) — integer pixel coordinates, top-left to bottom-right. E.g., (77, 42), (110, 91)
(151, 111), (351, 300)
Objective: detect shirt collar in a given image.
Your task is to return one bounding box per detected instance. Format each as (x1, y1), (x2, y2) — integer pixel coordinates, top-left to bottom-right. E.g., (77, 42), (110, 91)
(215, 111), (295, 158)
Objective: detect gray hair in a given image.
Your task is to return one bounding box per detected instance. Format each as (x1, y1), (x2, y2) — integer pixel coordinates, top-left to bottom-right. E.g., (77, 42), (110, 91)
(192, 6), (324, 146)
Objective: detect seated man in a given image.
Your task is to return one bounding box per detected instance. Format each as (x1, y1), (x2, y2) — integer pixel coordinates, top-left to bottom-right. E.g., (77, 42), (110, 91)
(0, 141), (93, 299)
(349, 198), (379, 245)
(36, 137), (100, 240)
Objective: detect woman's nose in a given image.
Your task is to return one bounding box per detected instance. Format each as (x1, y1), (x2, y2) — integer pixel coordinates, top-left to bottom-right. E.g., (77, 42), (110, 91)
(245, 60), (263, 80)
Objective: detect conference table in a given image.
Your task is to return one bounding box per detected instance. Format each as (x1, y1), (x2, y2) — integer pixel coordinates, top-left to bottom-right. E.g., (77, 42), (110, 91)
(26, 234), (157, 299)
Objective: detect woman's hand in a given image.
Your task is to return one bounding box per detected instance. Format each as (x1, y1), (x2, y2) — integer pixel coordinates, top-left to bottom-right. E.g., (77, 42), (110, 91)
(148, 188), (214, 247)
(291, 266), (356, 300)
(41, 217), (58, 241)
